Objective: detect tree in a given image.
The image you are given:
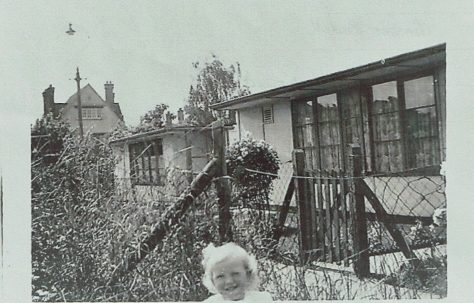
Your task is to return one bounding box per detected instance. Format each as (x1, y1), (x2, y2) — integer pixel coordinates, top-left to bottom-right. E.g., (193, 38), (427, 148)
(31, 113), (72, 165)
(133, 103), (175, 133)
(185, 55), (250, 126)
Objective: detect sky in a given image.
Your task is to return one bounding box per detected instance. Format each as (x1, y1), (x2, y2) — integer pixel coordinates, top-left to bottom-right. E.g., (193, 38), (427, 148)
(2, 1), (471, 126)
(2, 1), (474, 302)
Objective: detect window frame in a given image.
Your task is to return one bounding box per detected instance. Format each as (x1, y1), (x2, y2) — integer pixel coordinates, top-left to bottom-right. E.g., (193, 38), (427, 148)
(292, 68), (443, 176)
(128, 139), (164, 186)
(366, 71), (441, 173)
(81, 106), (103, 120)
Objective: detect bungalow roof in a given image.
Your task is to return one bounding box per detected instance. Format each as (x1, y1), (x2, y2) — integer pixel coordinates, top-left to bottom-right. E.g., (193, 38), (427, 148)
(109, 123), (233, 145)
(211, 43), (446, 110)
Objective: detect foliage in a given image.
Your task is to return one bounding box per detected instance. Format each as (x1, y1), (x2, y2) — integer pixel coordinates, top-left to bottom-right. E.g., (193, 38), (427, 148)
(113, 189), (221, 302)
(386, 253), (447, 297)
(133, 103), (175, 134)
(185, 55), (250, 126)
(31, 113), (71, 158)
(31, 117), (446, 301)
(31, 120), (117, 301)
(32, 113), (71, 137)
(226, 135), (280, 211)
(107, 122), (133, 141)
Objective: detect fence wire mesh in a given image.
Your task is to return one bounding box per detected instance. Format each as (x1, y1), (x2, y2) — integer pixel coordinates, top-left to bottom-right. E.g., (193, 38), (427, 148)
(31, 129), (447, 301)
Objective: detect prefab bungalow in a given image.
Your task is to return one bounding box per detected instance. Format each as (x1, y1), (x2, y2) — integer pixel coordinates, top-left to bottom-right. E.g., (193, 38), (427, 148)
(211, 44), (446, 269)
(110, 121), (215, 200)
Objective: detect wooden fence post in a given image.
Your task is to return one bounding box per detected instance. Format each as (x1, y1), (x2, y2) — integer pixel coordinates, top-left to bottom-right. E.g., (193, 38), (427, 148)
(184, 131), (193, 184)
(348, 144), (370, 278)
(109, 158), (219, 285)
(292, 149), (309, 264)
(271, 179), (295, 244)
(213, 121), (233, 243)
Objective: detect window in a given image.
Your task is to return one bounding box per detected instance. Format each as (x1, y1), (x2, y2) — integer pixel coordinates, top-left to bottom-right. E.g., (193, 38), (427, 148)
(402, 76), (440, 168)
(294, 94), (343, 172)
(129, 139), (164, 185)
(293, 73), (442, 175)
(316, 94), (342, 171)
(294, 99), (317, 170)
(370, 81), (403, 172)
(369, 75), (439, 172)
(82, 107), (102, 119)
(262, 106), (274, 124)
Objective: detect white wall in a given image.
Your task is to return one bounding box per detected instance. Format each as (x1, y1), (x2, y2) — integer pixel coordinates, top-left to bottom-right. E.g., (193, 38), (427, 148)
(262, 102), (294, 163)
(235, 102), (293, 162)
(112, 131), (212, 201)
(238, 106), (265, 140)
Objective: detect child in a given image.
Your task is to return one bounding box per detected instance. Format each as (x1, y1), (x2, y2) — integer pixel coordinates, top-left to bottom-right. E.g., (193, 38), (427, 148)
(201, 242), (273, 302)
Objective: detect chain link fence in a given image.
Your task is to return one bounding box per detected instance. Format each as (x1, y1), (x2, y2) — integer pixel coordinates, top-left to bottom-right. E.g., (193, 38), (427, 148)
(31, 129), (447, 301)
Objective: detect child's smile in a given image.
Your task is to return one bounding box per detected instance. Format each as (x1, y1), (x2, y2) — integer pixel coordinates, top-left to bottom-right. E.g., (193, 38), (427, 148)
(211, 257), (250, 301)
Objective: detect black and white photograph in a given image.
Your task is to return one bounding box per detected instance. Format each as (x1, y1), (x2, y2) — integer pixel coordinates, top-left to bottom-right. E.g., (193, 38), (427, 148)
(1, 1), (474, 302)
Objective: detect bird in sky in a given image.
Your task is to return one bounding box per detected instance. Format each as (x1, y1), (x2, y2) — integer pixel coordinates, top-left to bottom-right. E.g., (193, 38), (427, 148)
(66, 23), (76, 35)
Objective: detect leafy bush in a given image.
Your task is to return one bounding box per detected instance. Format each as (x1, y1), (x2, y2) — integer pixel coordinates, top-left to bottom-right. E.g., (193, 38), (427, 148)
(226, 135), (280, 210)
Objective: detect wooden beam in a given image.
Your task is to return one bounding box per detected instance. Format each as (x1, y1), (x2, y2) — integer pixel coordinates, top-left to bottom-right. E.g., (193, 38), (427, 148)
(358, 179), (419, 263)
(109, 158), (219, 285)
(349, 145), (370, 278)
(293, 150), (310, 263)
(213, 121), (233, 243)
(272, 179), (295, 243)
(184, 132), (193, 184)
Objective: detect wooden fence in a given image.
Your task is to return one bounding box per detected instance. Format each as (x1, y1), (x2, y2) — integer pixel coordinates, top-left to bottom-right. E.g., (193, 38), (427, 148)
(293, 144), (444, 278)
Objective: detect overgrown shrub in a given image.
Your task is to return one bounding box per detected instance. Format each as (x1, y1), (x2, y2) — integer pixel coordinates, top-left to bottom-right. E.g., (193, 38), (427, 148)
(226, 135), (280, 211)
(32, 118), (116, 301)
(31, 117), (447, 301)
(386, 253), (447, 297)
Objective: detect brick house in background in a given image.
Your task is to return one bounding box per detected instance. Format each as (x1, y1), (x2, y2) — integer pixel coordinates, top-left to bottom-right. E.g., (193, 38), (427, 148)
(42, 81), (124, 136)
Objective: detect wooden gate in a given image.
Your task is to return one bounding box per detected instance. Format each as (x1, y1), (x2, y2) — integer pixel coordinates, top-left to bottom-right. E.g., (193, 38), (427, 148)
(293, 147), (369, 276)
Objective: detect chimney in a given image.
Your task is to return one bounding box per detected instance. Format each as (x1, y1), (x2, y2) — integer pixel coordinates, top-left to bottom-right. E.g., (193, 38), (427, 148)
(165, 112), (174, 127)
(177, 108), (184, 124)
(42, 85), (55, 117)
(104, 81), (114, 103)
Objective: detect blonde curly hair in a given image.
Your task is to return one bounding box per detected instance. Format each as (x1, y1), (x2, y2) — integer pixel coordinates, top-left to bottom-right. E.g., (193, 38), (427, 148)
(201, 242), (259, 294)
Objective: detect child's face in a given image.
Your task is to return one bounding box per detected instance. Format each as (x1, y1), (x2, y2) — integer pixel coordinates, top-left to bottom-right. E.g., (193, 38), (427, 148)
(211, 257), (250, 301)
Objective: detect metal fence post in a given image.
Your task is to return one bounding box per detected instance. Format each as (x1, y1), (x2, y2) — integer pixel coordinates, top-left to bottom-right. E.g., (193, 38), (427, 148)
(348, 144), (370, 278)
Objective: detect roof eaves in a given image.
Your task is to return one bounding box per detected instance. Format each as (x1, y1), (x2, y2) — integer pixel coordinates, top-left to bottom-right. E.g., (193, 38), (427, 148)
(211, 43), (446, 110)
(109, 125), (200, 144)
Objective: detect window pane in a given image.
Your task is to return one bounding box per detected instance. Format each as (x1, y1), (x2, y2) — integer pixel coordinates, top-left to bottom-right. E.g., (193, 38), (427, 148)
(128, 140), (163, 185)
(82, 107), (102, 119)
(371, 81), (403, 173)
(372, 82), (399, 113)
(404, 76), (439, 168)
(316, 94), (341, 171)
(317, 94), (337, 122)
(295, 100), (313, 125)
(404, 76), (435, 109)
